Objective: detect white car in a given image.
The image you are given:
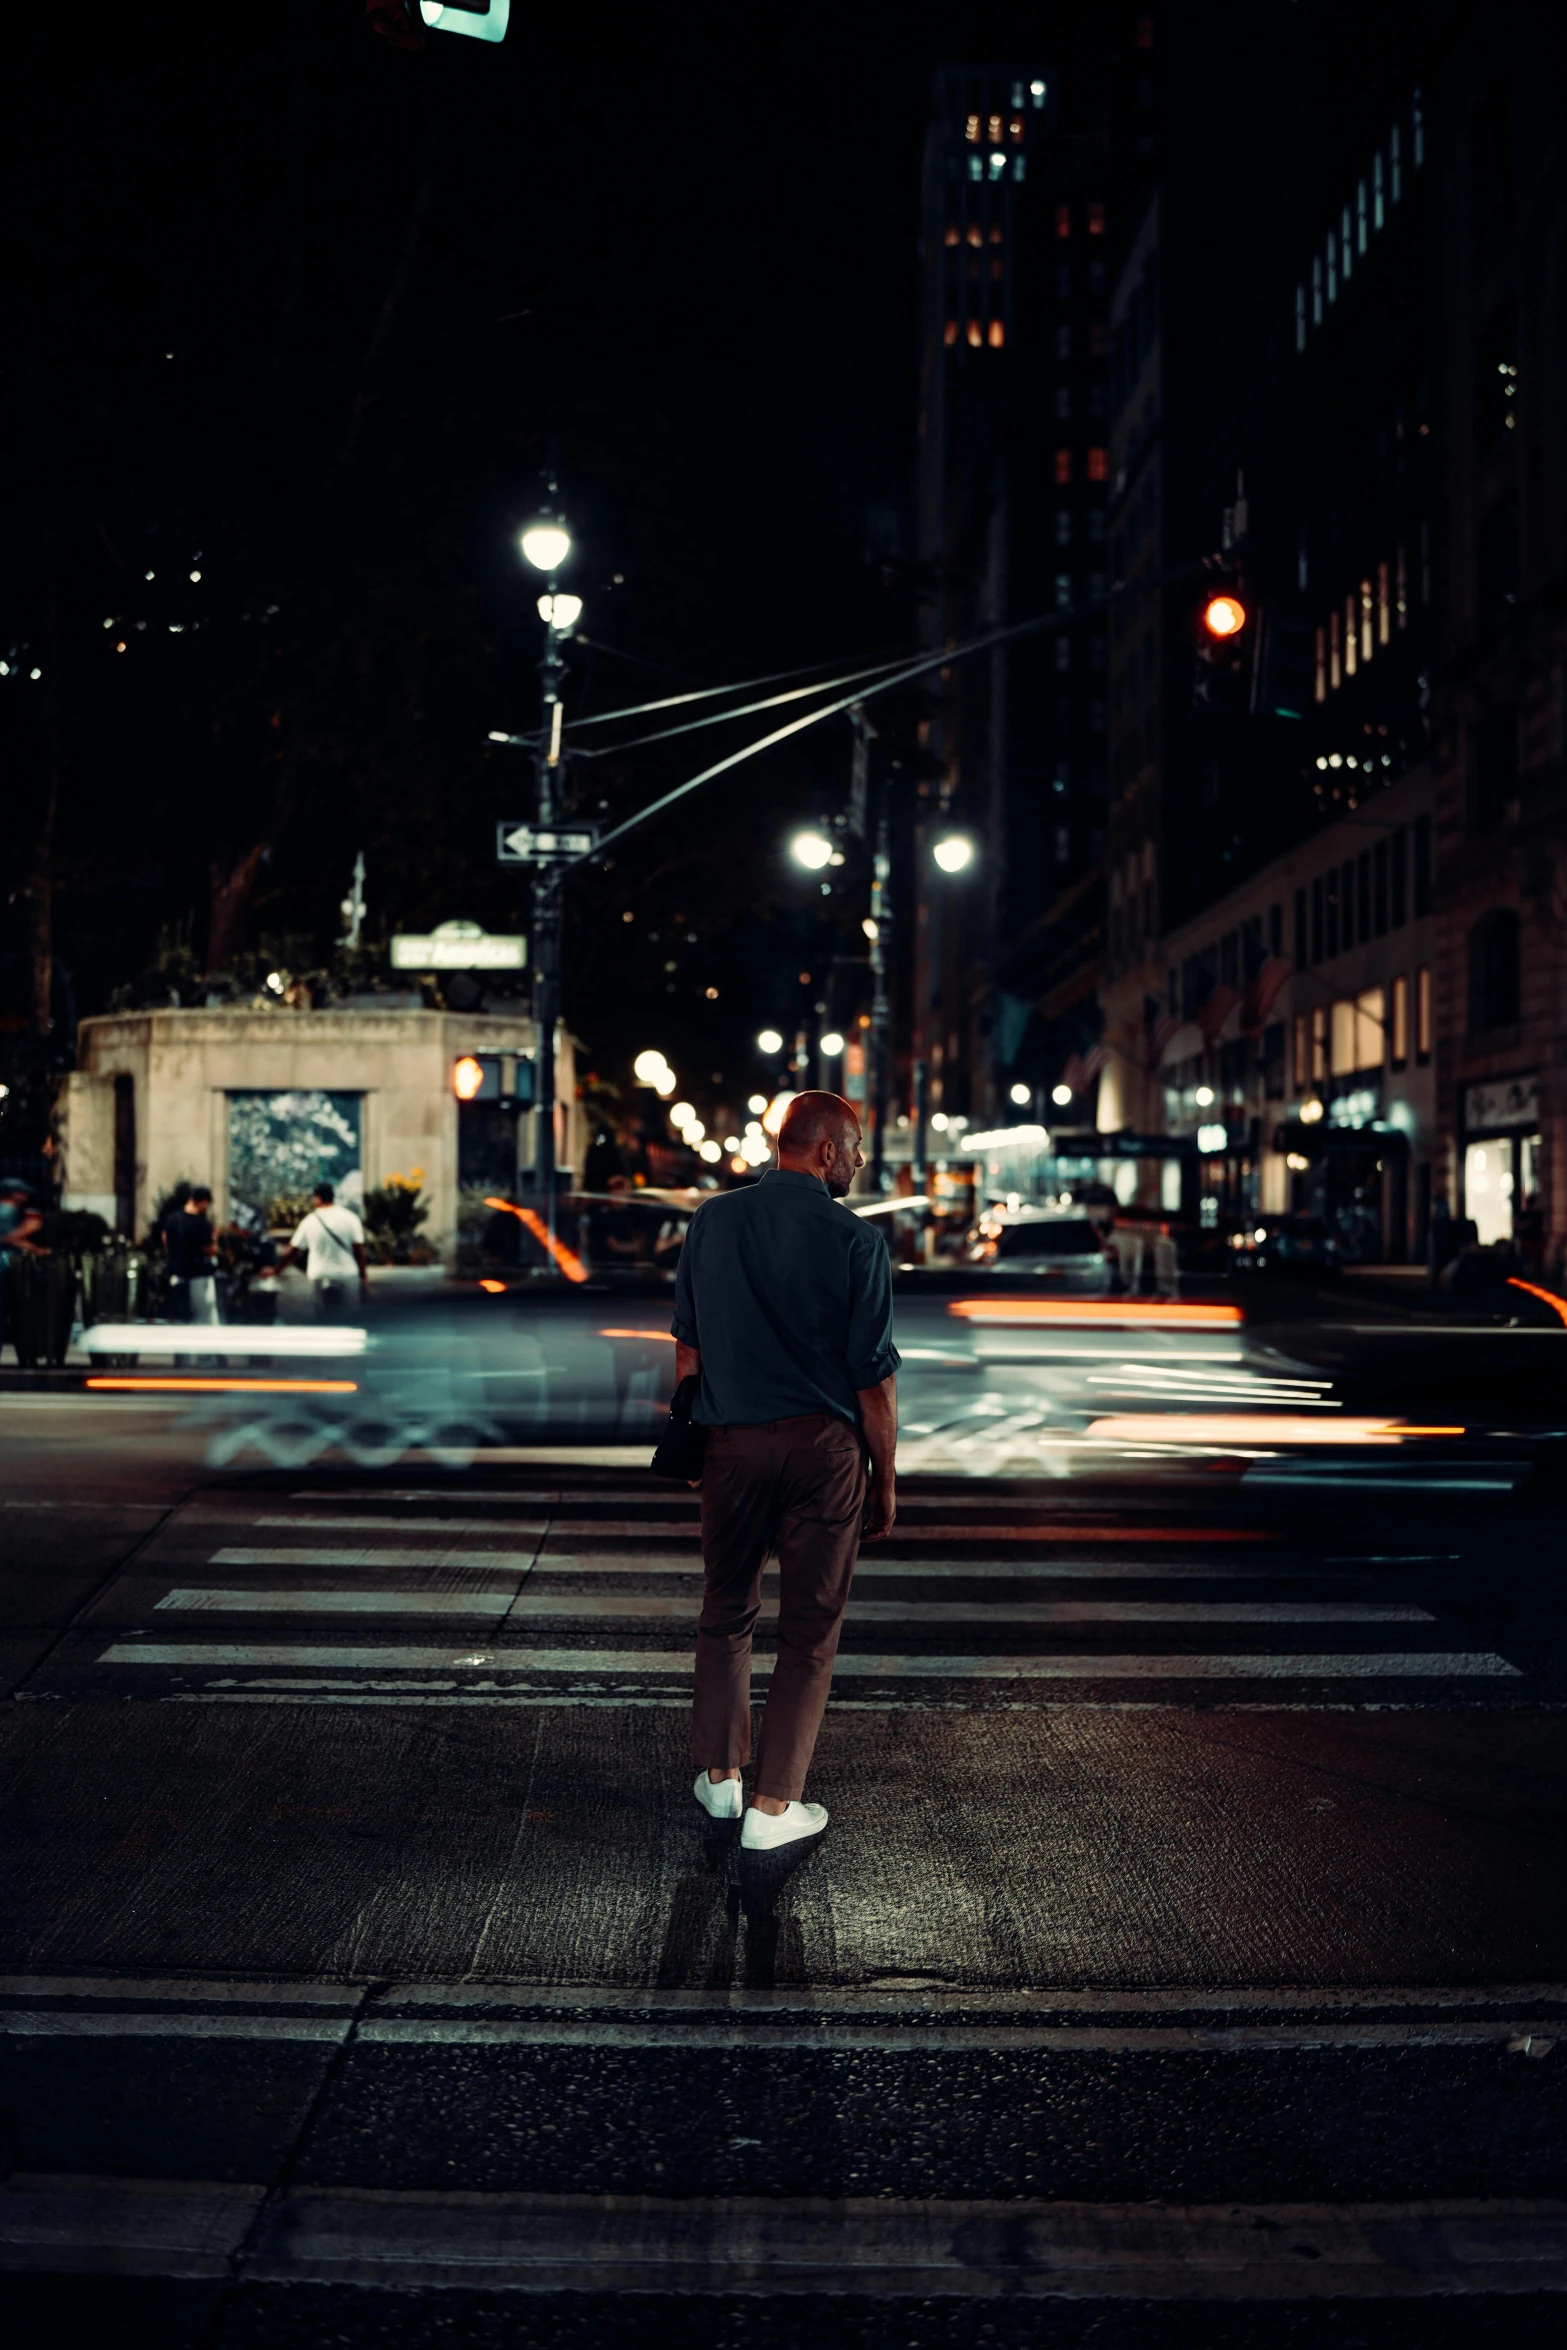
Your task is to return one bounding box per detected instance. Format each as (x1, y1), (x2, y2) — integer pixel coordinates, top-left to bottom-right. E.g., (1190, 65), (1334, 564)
(961, 1208), (1112, 1292)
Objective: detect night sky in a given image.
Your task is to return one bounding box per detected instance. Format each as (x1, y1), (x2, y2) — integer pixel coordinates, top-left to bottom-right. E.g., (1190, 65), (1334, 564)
(2, 2), (1085, 1129)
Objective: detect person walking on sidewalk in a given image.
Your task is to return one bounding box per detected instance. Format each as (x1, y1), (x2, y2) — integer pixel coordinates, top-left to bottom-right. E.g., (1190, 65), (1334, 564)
(672, 1090), (899, 1851)
(285, 1181), (369, 1320)
(165, 1185), (220, 1324)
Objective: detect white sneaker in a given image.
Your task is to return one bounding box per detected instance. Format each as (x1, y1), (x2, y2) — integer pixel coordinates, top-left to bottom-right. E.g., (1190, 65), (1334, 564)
(693, 1771), (743, 1820)
(741, 1801), (828, 1850)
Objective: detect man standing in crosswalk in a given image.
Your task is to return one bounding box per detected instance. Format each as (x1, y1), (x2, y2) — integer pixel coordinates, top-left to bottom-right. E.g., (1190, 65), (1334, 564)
(672, 1091), (900, 1850)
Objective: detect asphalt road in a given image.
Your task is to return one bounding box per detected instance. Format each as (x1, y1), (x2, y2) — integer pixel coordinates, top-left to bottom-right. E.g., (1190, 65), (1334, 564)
(2, 1350), (1565, 2344)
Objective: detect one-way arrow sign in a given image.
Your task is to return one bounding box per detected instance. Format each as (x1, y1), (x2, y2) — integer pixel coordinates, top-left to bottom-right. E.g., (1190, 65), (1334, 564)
(496, 820), (599, 865)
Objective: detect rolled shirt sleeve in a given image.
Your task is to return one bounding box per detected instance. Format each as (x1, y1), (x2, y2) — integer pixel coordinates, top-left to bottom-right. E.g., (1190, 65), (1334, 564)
(844, 1226), (901, 1391)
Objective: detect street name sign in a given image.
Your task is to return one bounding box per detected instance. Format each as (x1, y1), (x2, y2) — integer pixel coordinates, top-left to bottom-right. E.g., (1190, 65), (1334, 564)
(496, 821), (599, 865)
(391, 921), (526, 971)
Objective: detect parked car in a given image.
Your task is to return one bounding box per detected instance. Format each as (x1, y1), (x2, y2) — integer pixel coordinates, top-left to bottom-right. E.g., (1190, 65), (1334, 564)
(959, 1207), (1112, 1292)
(1229, 1214), (1341, 1277)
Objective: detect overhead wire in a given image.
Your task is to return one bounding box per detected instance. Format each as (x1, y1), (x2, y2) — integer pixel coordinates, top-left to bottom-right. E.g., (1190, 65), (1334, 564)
(569, 560), (1210, 870)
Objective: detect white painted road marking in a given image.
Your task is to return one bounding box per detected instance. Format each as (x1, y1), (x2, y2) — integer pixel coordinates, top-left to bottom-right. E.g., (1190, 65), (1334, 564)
(91, 1643), (1521, 1679)
(502, 1593), (1432, 1626)
(154, 1589), (521, 1615)
(208, 1547), (543, 1569)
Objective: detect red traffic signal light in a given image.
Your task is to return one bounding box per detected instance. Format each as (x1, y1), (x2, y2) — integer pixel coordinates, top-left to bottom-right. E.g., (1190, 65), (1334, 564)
(1201, 592), (1247, 640)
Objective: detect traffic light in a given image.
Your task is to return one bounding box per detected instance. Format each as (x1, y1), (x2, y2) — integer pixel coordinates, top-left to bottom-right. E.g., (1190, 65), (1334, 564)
(1201, 593), (1247, 641)
(453, 1054), (500, 1102)
(1193, 582), (1253, 712)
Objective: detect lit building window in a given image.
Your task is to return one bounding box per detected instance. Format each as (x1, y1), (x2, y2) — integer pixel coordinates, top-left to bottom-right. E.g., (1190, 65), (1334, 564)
(1013, 154), (1026, 182)
(1329, 609), (1341, 690)
(969, 154), (983, 182)
(1356, 178), (1368, 253)
(988, 319), (1005, 349)
(1311, 1004), (1327, 1082)
(945, 224), (960, 247)
(1341, 204), (1353, 281)
(1330, 999), (1356, 1075)
(1377, 560), (1391, 644)
(1343, 595), (1357, 676)
(1412, 88), (1424, 168)
(1355, 986), (1385, 1070)
(1311, 255), (1323, 325)
(988, 151), (1006, 180)
(990, 223), (1003, 243)
(988, 114), (1002, 143)
(1054, 449), (1072, 484)
(1055, 572), (1073, 608)
(1295, 284), (1307, 352)
(966, 319), (983, 348)
(965, 114), (980, 141)
(1415, 964), (1432, 1060)
(943, 319), (959, 348)
(1391, 122), (1402, 202)
(1395, 543), (1408, 627)
(1009, 117), (1024, 141)
(1360, 577), (1374, 663)
(1011, 80), (1024, 108)
(967, 223), (983, 247)
(1088, 200), (1105, 234)
(1056, 203), (1072, 238)
(1326, 230), (1337, 304)
(1087, 447), (1108, 481)
(1373, 150), (1385, 229)
(1030, 76), (1047, 105)
(1390, 972), (1409, 1066)
(1314, 626), (1326, 702)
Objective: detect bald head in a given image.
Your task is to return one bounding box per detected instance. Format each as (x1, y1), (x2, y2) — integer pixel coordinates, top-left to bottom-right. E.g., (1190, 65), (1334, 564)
(777, 1091), (863, 1197)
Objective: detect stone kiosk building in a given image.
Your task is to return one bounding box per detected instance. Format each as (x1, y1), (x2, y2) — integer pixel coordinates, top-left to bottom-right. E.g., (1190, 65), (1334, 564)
(58, 1007), (577, 1261)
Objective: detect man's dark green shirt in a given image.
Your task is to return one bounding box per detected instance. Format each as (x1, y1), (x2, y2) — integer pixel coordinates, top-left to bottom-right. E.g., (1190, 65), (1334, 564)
(672, 1170), (901, 1427)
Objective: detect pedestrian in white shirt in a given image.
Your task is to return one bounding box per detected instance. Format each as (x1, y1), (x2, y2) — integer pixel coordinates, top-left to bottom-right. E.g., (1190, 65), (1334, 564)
(286, 1182), (368, 1320)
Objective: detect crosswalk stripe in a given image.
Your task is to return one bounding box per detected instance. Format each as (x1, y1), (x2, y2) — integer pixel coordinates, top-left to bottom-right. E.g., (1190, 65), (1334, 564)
(208, 1547), (542, 1569)
(530, 1557), (1327, 1581)
(154, 1589), (519, 1615)
(140, 1588), (1430, 1625)
(91, 1643), (1520, 1679)
(502, 1594), (1431, 1626)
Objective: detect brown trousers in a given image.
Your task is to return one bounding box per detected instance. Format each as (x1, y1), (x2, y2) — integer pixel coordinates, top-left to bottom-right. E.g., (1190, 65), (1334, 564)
(691, 1412), (866, 1802)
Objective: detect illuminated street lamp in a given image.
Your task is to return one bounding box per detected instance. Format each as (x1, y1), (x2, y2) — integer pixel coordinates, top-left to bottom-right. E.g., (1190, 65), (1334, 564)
(1009, 1081), (1032, 1107)
(790, 828), (835, 872)
(819, 1030), (845, 1058)
(536, 592), (583, 633)
(520, 519), (572, 573)
(932, 831), (975, 873)
(1051, 1082), (1073, 1107)
(756, 1028), (784, 1054)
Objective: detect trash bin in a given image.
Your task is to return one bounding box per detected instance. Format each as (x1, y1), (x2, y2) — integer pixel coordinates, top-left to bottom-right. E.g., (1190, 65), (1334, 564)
(4, 1250), (78, 1368)
(78, 1238), (148, 1327)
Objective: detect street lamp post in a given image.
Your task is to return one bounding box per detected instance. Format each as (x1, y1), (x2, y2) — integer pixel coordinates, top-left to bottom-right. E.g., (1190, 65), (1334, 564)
(518, 513), (578, 1252)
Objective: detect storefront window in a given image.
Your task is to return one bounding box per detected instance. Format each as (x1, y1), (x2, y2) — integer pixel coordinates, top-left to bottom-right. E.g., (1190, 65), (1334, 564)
(1330, 999), (1356, 1075)
(1463, 1137), (1514, 1246)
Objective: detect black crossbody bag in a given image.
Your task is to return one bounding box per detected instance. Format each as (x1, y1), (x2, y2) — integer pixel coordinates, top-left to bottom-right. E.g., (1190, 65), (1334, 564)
(650, 1373), (709, 1482)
